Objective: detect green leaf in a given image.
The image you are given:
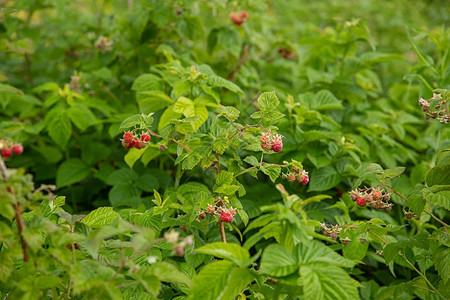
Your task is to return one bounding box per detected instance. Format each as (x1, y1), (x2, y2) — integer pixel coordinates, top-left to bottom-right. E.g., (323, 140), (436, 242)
(408, 189), (426, 215)
(149, 262), (192, 285)
(433, 247), (450, 283)
(243, 156), (260, 167)
(214, 184), (240, 195)
(261, 244), (298, 277)
(81, 207), (119, 228)
(46, 108), (72, 147)
(260, 165), (281, 182)
(342, 239), (369, 261)
(195, 242), (250, 267)
(250, 111), (263, 119)
(257, 91), (279, 113)
(218, 105), (240, 121)
(188, 260), (234, 300)
(120, 114), (144, 129)
(208, 76), (244, 96)
(124, 147), (145, 168)
(219, 267), (255, 300)
(383, 167), (405, 178)
(158, 105), (182, 132)
(425, 165), (450, 186)
(139, 90), (174, 113)
(308, 166), (342, 192)
(263, 110), (285, 122)
(295, 241), (355, 268)
(300, 263), (360, 300)
(216, 171), (234, 186)
(212, 138), (230, 154)
(56, 158), (91, 188)
(422, 186), (450, 210)
(109, 184), (141, 208)
(312, 90), (343, 110)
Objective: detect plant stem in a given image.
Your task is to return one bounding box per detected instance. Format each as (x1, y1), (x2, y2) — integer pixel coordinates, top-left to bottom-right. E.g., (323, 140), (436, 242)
(425, 208), (449, 229)
(398, 251), (446, 300)
(219, 221), (227, 243)
(234, 166), (256, 178)
(0, 158), (29, 262)
(228, 44), (250, 81)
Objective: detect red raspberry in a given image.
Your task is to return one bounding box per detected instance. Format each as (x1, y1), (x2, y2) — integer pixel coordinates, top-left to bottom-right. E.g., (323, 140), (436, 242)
(140, 133), (151, 142)
(230, 12), (247, 26)
(221, 212), (233, 223)
(123, 132), (134, 143)
(300, 175), (309, 185)
(12, 144), (23, 155)
(1, 148), (12, 158)
(271, 139), (283, 152)
(356, 197), (366, 207)
(121, 139), (133, 150)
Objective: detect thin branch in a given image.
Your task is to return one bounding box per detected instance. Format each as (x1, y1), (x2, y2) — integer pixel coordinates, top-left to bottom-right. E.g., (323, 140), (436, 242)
(228, 44), (250, 81)
(172, 139), (192, 153)
(399, 251), (446, 300)
(234, 166), (256, 178)
(0, 158), (29, 262)
(425, 208), (449, 229)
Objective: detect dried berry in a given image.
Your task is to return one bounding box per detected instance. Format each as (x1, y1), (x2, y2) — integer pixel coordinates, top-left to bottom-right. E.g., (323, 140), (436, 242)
(206, 205), (215, 215)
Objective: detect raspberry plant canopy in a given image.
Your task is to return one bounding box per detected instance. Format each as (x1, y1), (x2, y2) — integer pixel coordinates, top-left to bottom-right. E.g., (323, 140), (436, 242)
(0, 0), (449, 299)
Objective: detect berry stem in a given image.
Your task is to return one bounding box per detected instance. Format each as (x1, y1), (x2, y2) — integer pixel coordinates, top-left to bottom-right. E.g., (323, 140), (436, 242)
(0, 157), (29, 262)
(234, 166), (256, 178)
(219, 221), (227, 243)
(398, 251), (446, 300)
(228, 44), (250, 81)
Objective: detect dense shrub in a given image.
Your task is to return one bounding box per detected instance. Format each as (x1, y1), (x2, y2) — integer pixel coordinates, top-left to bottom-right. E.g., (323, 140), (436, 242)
(0, 0), (449, 299)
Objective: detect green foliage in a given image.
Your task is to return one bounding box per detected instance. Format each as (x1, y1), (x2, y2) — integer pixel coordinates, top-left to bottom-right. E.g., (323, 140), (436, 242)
(1, 0), (450, 299)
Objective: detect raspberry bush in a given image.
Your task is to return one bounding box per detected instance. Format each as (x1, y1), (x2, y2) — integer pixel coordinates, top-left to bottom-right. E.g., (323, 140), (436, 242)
(0, 0), (449, 299)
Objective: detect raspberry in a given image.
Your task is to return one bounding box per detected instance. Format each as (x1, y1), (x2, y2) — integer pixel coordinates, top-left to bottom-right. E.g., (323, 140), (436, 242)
(271, 138), (283, 152)
(230, 12), (247, 26)
(180, 225), (188, 232)
(140, 133), (151, 142)
(300, 175), (309, 185)
(221, 212), (233, 223)
(287, 173), (296, 182)
(123, 132), (134, 143)
(371, 190), (382, 200)
(206, 205), (215, 215)
(174, 246), (184, 257)
(199, 212), (206, 219)
(12, 144), (23, 155)
(260, 134), (272, 151)
(1, 148), (12, 158)
(356, 197), (366, 207)
(341, 237), (350, 246)
(229, 209), (236, 216)
(121, 139), (133, 150)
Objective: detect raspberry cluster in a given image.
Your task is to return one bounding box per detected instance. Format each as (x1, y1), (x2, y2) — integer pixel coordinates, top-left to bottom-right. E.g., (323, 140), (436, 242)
(94, 36), (114, 53)
(0, 140), (23, 159)
(199, 197), (237, 223)
(419, 93), (449, 124)
(278, 48), (295, 59)
(120, 131), (151, 150)
(350, 188), (392, 211)
(164, 230), (194, 257)
(230, 12), (247, 26)
(260, 131), (283, 152)
(282, 167), (309, 185)
(320, 223), (366, 246)
(404, 210), (420, 220)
